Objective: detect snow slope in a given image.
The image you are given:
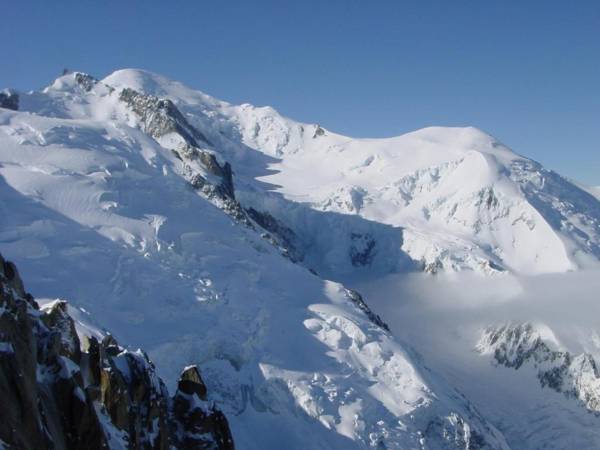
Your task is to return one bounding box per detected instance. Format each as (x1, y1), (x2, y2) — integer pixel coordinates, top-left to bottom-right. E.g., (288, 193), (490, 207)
(98, 70), (599, 276)
(0, 71), (511, 449)
(358, 270), (600, 450)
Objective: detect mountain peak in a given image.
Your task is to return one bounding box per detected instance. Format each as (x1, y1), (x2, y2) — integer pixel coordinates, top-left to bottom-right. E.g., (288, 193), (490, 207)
(103, 68), (173, 92)
(102, 68), (222, 108)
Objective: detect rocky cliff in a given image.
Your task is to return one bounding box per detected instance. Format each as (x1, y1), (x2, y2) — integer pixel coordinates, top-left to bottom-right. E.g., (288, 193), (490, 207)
(0, 253), (234, 450)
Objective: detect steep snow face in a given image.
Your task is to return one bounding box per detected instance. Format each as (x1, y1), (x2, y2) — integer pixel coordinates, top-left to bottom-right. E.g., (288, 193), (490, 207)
(98, 70), (599, 275)
(0, 72), (510, 449)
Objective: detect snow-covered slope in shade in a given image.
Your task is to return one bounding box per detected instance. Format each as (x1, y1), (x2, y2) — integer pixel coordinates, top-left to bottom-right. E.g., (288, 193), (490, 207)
(99, 69), (599, 276)
(0, 71), (510, 449)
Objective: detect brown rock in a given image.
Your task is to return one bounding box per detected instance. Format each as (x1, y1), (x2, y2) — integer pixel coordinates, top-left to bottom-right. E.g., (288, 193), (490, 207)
(177, 365), (208, 400)
(0, 253), (235, 450)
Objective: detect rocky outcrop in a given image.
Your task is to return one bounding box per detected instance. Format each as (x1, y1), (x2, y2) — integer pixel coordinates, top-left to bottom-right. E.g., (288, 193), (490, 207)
(423, 412), (493, 450)
(171, 366), (234, 450)
(478, 322), (600, 413)
(345, 288), (390, 332)
(0, 254), (105, 450)
(246, 207), (300, 261)
(0, 253), (234, 449)
(173, 144), (236, 202)
(0, 89), (19, 110)
(119, 88), (210, 148)
(119, 87), (251, 226)
(312, 125), (325, 138)
(74, 73), (100, 92)
(174, 143), (248, 224)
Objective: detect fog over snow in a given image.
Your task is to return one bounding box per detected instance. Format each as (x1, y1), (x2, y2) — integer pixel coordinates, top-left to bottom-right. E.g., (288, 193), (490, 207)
(359, 269), (600, 353)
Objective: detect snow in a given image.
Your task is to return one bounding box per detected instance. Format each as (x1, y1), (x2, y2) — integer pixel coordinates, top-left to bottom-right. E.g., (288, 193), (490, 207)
(357, 269), (600, 449)
(93, 402), (129, 450)
(247, 130), (596, 275)
(98, 70), (599, 276)
(0, 68), (597, 449)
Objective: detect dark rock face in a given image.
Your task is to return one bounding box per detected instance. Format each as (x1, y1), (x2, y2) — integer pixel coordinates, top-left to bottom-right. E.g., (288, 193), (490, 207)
(0, 253), (234, 450)
(118, 87), (251, 227)
(41, 300), (82, 362)
(74, 73), (99, 92)
(423, 259), (444, 274)
(345, 289), (390, 332)
(171, 366), (234, 450)
(94, 336), (172, 449)
(180, 155), (246, 224)
(246, 207), (300, 261)
(0, 254), (107, 450)
(174, 144), (236, 202)
(0, 89), (19, 111)
(312, 125), (325, 138)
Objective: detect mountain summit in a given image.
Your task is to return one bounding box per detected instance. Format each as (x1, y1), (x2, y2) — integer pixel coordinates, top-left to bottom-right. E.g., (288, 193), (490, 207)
(104, 69), (599, 276)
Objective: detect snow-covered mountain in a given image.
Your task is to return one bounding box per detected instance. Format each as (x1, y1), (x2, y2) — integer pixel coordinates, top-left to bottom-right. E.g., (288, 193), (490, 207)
(90, 69), (599, 276)
(0, 69), (598, 449)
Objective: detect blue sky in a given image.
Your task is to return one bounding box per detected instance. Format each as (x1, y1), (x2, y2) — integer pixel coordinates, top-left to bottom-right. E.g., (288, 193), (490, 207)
(2, 1), (599, 184)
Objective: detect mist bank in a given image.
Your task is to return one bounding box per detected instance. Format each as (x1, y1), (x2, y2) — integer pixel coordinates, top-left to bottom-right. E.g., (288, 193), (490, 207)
(357, 269), (600, 356)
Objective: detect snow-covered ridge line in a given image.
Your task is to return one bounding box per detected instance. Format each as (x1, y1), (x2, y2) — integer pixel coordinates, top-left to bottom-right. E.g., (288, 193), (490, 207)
(7, 68), (599, 277)
(96, 68), (600, 276)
